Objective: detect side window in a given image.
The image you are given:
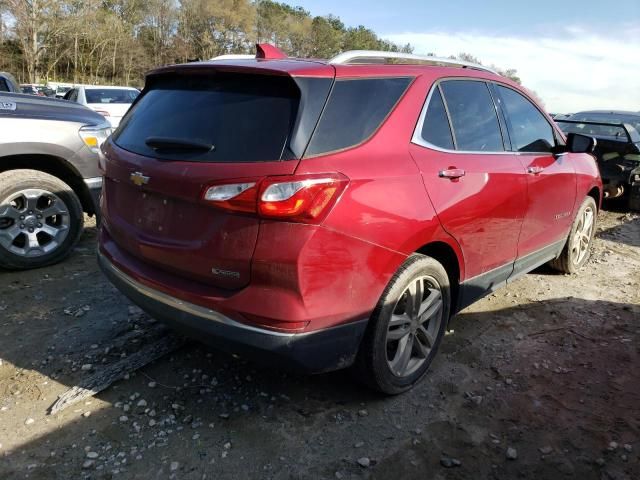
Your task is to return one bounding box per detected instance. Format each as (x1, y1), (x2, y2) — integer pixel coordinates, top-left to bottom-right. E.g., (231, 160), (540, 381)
(420, 87), (454, 150)
(440, 80), (504, 152)
(0, 78), (9, 92)
(497, 85), (555, 153)
(306, 77), (412, 156)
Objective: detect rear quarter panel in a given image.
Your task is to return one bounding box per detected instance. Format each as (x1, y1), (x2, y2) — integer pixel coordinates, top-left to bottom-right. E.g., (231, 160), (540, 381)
(289, 73), (466, 325)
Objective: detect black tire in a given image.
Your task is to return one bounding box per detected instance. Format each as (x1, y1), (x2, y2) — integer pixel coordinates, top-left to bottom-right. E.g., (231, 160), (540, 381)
(353, 254), (450, 395)
(0, 169), (83, 270)
(549, 196), (597, 274)
(629, 182), (640, 212)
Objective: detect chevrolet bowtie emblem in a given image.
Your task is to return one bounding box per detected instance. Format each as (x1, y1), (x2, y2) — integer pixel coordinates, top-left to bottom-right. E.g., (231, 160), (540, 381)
(130, 171), (150, 186)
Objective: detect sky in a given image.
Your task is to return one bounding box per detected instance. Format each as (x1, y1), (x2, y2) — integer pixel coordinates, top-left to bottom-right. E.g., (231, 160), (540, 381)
(290, 0), (640, 113)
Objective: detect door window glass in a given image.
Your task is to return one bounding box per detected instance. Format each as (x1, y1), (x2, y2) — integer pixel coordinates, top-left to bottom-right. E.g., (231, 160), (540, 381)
(440, 80), (504, 152)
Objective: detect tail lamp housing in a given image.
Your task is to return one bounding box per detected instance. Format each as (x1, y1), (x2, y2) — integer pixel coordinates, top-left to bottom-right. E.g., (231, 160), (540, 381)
(202, 173), (349, 223)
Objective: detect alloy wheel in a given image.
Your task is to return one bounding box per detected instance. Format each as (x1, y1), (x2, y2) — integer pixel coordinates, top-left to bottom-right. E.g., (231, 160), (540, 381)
(385, 275), (444, 377)
(570, 205), (594, 265)
(0, 188), (70, 258)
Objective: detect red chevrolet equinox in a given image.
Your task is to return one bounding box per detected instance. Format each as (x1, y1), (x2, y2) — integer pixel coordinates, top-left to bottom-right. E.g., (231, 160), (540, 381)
(98, 44), (601, 394)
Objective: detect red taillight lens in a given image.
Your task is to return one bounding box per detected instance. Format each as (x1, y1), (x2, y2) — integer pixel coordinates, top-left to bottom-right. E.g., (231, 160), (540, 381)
(202, 173), (348, 223)
(258, 174), (348, 221)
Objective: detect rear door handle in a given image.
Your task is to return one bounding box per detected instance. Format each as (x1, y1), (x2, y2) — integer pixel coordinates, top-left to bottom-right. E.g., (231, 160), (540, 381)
(527, 166), (544, 175)
(439, 168), (466, 179)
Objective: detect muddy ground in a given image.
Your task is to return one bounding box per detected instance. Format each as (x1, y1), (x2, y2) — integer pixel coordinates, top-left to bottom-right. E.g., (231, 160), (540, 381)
(0, 208), (639, 480)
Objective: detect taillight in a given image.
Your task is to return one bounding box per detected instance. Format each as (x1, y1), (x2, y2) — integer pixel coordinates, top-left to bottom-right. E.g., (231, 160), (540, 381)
(202, 173), (348, 223)
(203, 181), (258, 213)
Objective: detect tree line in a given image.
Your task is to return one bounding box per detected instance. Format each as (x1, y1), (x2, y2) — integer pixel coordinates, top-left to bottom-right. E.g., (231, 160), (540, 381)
(0, 0), (520, 87)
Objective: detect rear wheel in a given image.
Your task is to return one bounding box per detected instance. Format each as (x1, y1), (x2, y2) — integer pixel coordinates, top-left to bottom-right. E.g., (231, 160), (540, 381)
(629, 182), (640, 212)
(549, 196), (597, 274)
(354, 254), (450, 395)
(0, 170), (83, 270)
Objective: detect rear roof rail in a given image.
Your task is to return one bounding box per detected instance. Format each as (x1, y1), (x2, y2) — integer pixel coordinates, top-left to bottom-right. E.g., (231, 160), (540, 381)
(328, 50), (499, 75)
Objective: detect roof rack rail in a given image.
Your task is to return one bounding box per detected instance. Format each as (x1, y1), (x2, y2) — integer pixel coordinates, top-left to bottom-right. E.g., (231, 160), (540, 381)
(328, 50), (499, 75)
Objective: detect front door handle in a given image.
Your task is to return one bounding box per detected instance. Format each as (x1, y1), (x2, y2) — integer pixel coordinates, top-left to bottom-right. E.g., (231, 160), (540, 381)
(527, 166), (544, 175)
(439, 168), (466, 179)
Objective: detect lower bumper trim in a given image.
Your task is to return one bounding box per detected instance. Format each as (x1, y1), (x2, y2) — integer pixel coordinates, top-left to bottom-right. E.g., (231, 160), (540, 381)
(98, 251), (368, 373)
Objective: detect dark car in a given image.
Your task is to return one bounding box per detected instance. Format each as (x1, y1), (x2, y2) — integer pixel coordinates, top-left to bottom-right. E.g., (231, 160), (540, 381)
(0, 92), (111, 269)
(99, 44), (601, 394)
(557, 111), (640, 211)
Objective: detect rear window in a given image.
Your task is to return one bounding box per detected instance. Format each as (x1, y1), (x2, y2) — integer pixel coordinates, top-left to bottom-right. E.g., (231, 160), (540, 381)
(113, 73), (300, 162)
(305, 77), (412, 156)
(85, 89), (139, 104)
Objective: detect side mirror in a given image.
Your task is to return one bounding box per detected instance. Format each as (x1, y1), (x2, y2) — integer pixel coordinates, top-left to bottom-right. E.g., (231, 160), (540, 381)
(566, 133), (596, 153)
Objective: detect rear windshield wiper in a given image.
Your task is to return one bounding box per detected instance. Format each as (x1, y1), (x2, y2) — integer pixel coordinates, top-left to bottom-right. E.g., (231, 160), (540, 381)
(145, 136), (214, 152)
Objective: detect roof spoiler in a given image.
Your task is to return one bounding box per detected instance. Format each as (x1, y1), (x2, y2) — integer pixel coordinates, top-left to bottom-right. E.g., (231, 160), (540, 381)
(210, 44), (287, 61)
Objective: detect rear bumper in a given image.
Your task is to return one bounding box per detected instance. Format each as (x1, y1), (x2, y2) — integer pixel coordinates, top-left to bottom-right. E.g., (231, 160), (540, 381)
(98, 251), (368, 373)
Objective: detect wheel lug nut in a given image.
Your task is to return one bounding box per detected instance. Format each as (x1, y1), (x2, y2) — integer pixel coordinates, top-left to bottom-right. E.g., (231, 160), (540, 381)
(20, 224), (25, 229)
(37, 223), (42, 228)
(20, 215), (25, 220)
(28, 227), (34, 233)
(28, 210), (33, 214)
(36, 214), (42, 219)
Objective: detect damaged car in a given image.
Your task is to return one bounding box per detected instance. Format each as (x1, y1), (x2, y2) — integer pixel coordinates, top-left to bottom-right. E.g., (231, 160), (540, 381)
(556, 111), (640, 211)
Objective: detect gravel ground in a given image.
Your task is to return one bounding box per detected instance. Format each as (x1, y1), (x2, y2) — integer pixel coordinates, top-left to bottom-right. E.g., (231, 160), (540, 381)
(0, 208), (638, 480)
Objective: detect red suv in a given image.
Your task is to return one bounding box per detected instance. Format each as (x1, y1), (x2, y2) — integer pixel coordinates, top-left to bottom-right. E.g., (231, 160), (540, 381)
(98, 45), (601, 394)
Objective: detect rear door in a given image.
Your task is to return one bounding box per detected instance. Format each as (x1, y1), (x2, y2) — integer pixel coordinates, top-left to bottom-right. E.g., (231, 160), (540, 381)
(410, 79), (528, 289)
(493, 84), (576, 269)
(102, 69), (333, 289)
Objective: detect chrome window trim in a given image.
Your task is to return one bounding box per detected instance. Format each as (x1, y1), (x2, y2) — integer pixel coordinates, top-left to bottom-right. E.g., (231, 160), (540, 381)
(412, 77), (556, 156)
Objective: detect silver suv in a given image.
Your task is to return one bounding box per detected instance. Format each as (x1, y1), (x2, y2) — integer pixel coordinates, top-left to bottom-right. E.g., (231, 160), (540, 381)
(0, 92), (111, 269)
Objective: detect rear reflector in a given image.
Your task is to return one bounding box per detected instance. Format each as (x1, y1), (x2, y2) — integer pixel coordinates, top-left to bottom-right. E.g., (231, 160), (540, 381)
(202, 173), (348, 223)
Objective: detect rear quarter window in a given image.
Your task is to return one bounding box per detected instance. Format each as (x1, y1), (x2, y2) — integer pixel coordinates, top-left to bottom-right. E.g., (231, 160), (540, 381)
(112, 73), (300, 163)
(305, 77), (413, 157)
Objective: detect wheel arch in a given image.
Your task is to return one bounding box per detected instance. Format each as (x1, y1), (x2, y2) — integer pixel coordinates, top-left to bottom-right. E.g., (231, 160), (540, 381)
(415, 240), (462, 318)
(0, 154), (95, 216)
(587, 185), (601, 211)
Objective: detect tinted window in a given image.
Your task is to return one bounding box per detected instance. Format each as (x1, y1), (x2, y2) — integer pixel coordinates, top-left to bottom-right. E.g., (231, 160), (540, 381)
(440, 80), (503, 151)
(420, 87), (454, 150)
(85, 88), (139, 104)
(306, 77), (412, 156)
(64, 89), (77, 101)
(497, 86), (554, 152)
(113, 73), (300, 163)
(0, 78), (9, 92)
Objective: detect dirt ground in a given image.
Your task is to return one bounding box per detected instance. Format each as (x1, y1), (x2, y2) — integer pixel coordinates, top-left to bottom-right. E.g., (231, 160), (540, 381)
(0, 208), (638, 480)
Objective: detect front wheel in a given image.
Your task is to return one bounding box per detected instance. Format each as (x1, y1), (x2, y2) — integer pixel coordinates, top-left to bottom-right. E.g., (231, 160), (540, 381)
(354, 254), (450, 395)
(0, 169), (84, 270)
(549, 196), (597, 274)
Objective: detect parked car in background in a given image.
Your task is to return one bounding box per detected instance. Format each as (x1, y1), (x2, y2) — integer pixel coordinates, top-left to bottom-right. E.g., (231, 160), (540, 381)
(20, 84), (42, 95)
(0, 91), (110, 269)
(20, 84), (55, 97)
(48, 82), (74, 98)
(99, 44), (601, 394)
(0, 72), (20, 93)
(556, 111), (640, 211)
(63, 85), (139, 127)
